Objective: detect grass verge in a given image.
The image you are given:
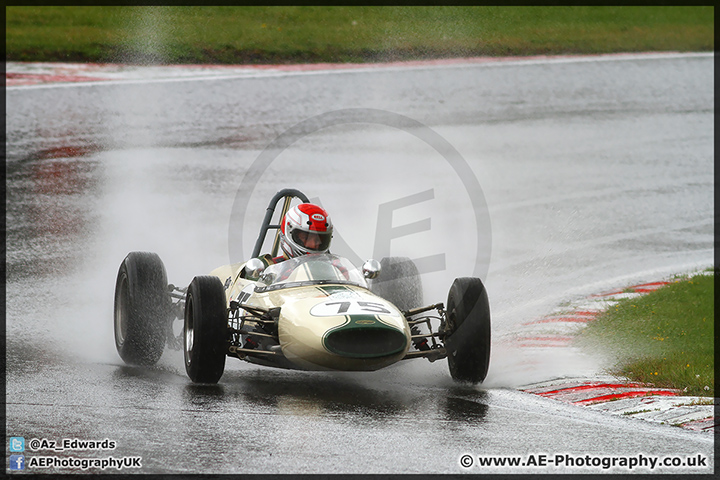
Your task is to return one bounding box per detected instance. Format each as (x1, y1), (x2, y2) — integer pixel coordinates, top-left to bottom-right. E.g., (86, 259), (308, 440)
(5, 6), (714, 64)
(580, 271), (714, 397)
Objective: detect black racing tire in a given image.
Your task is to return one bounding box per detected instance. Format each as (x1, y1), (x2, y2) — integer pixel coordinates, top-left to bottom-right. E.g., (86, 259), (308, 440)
(184, 275), (228, 384)
(445, 277), (491, 384)
(370, 257), (423, 312)
(114, 252), (171, 366)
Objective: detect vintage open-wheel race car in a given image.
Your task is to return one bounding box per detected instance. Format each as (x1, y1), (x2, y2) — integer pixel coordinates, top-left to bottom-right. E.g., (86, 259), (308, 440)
(113, 189), (490, 384)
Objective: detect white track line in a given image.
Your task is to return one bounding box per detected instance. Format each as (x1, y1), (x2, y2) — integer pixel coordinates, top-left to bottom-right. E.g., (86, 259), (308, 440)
(6, 52), (713, 91)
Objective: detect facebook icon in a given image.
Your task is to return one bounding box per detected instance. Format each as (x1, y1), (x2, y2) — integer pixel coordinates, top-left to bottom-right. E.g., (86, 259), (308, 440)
(9, 454), (25, 471)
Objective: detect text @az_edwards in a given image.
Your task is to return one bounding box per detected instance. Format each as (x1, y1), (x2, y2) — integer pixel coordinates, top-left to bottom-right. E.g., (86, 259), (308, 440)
(26, 437), (116, 452)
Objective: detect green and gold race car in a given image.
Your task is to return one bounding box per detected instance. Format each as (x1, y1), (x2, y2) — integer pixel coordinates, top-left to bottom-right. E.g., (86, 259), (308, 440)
(113, 189), (491, 384)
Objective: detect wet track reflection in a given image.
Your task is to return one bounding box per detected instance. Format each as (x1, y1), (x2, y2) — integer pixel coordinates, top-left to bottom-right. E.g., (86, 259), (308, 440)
(10, 348), (712, 473)
(110, 360), (491, 427)
(184, 369), (490, 424)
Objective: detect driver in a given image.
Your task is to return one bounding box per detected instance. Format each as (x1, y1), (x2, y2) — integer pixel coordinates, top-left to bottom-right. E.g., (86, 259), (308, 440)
(260, 203), (333, 266)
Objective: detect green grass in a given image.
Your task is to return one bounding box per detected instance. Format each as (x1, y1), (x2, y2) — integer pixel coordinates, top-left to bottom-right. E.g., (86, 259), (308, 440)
(5, 6), (714, 64)
(580, 272), (715, 397)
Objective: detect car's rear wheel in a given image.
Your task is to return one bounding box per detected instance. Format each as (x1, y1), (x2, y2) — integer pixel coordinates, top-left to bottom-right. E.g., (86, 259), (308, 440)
(114, 252), (171, 365)
(445, 277), (491, 384)
(370, 256), (423, 312)
(184, 275), (228, 383)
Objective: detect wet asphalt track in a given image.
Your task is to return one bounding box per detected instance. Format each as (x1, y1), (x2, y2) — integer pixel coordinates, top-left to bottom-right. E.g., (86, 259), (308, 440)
(5, 53), (714, 474)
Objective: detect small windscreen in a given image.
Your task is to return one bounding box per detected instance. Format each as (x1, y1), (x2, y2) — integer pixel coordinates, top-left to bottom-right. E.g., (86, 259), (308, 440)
(257, 254), (369, 290)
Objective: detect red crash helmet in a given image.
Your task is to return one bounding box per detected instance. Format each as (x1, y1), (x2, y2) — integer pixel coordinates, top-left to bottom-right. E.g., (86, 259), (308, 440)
(279, 203), (333, 258)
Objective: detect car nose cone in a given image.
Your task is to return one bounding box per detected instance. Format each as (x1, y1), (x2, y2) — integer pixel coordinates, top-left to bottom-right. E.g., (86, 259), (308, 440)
(322, 316), (408, 358)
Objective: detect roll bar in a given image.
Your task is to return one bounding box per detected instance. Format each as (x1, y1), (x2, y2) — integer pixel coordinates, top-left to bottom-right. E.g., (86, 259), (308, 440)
(251, 188), (310, 258)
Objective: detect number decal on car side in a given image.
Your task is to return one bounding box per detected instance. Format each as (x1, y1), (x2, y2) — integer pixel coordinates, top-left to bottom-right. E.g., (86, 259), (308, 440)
(310, 300), (398, 317)
(235, 290), (251, 304)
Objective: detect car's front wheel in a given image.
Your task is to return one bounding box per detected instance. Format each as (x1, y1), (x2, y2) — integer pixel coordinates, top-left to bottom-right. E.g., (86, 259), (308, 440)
(184, 275), (228, 383)
(445, 277), (491, 384)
